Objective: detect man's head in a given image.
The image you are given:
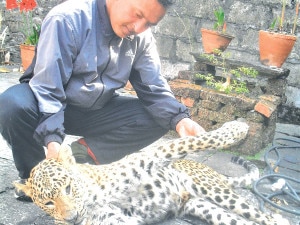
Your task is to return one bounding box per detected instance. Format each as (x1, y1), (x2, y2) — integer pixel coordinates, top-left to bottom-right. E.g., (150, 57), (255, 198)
(106, 0), (175, 38)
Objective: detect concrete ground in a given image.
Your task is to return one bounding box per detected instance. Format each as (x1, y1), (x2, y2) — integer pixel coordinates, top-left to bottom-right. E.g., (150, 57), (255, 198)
(0, 66), (299, 225)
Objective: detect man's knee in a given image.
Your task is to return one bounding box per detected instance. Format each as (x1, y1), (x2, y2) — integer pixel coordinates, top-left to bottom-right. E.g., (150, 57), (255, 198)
(0, 84), (38, 127)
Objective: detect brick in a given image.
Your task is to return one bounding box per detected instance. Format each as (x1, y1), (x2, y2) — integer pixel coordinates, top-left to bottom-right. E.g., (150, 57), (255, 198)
(199, 90), (256, 110)
(181, 97), (195, 107)
(198, 108), (234, 124)
(201, 100), (222, 111)
(254, 100), (276, 118)
(169, 79), (201, 99)
(219, 104), (237, 115)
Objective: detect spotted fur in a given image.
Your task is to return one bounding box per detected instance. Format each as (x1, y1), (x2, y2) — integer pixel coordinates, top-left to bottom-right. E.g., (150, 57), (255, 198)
(14, 121), (290, 225)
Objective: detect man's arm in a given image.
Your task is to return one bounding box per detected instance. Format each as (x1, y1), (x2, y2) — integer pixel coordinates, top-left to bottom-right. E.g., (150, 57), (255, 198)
(130, 30), (205, 134)
(29, 15), (77, 149)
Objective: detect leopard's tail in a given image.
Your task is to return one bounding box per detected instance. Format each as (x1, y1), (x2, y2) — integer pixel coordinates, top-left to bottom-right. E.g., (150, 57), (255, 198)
(153, 120), (249, 160)
(227, 156), (259, 188)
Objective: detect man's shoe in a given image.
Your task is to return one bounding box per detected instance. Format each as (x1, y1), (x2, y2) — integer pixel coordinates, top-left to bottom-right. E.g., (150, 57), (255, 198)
(70, 138), (100, 165)
(14, 179), (32, 202)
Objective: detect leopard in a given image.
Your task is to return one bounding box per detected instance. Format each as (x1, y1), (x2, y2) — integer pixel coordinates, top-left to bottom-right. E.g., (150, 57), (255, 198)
(15, 120), (290, 225)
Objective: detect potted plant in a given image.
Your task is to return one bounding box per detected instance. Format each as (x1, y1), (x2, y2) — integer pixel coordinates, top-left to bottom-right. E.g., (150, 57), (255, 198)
(20, 24), (40, 71)
(6, 0), (40, 70)
(194, 49), (258, 94)
(201, 7), (234, 54)
(259, 0), (299, 68)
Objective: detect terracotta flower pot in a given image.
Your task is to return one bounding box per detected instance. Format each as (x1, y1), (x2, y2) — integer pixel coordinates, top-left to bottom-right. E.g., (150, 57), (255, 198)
(259, 30), (297, 68)
(201, 28), (234, 54)
(20, 44), (35, 71)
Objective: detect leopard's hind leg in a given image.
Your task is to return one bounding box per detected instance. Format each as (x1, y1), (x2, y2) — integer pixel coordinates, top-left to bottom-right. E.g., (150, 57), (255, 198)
(183, 197), (258, 225)
(173, 159), (290, 225)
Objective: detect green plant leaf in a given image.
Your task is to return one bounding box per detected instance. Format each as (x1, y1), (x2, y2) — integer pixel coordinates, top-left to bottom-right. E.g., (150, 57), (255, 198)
(24, 24), (40, 45)
(213, 7), (225, 32)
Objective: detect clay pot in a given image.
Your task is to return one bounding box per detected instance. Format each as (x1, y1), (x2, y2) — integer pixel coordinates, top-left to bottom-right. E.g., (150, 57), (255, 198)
(20, 44), (35, 71)
(201, 28), (234, 54)
(259, 30), (297, 68)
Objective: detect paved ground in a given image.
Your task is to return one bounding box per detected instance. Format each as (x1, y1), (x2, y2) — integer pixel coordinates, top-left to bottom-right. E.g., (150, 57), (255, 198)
(0, 66), (299, 225)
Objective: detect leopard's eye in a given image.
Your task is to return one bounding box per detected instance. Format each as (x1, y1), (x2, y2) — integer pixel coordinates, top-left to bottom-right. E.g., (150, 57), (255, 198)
(65, 184), (71, 195)
(45, 201), (55, 208)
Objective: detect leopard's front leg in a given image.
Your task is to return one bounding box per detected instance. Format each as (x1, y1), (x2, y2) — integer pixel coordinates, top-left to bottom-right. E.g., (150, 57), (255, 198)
(96, 205), (143, 225)
(101, 216), (141, 225)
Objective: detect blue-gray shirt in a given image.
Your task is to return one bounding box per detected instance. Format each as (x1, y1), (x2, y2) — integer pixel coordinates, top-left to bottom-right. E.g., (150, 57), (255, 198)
(29, 0), (189, 146)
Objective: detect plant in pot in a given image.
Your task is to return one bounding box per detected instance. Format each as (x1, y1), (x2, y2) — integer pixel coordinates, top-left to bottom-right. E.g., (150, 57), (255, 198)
(201, 7), (235, 54)
(6, 0), (40, 70)
(194, 49), (258, 95)
(259, 0), (299, 68)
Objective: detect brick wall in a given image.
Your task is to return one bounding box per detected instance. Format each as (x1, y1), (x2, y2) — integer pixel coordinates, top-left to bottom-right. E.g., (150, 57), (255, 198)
(169, 78), (278, 155)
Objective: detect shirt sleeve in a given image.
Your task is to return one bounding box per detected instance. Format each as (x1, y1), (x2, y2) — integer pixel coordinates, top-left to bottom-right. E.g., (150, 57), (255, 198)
(129, 30), (190, 130)
(29, 15), (78, 146)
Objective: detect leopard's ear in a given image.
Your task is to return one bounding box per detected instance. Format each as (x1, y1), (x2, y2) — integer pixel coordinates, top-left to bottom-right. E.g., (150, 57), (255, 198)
(13, 179), (33, 198)
(57, 144), (76, 165)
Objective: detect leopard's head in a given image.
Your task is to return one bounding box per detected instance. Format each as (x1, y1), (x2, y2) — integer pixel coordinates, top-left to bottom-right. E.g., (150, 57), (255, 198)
(14, 145), (90, 224)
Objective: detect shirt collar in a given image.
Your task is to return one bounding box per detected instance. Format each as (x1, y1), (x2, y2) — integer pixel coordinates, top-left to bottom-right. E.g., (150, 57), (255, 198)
(97, 0), (115, 36)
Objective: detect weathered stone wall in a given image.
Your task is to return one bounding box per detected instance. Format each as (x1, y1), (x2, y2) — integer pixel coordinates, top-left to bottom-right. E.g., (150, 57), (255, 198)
(155, 0), (300, 124)
(0, 0), (299, 124)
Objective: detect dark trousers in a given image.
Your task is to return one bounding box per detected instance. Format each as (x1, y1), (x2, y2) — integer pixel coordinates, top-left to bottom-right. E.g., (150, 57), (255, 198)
(0, 83), (168, 179)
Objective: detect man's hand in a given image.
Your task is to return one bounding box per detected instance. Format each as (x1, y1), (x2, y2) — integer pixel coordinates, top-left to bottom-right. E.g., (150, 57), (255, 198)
(176, 118), (206, 137)
(46, 142), (61, 159)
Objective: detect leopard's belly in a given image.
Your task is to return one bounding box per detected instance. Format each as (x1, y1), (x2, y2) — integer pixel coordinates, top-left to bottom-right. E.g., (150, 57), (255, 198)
(96, 165), (193, 224)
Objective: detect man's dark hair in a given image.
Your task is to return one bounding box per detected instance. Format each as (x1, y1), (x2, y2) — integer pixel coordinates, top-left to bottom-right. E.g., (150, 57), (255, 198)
(158, 0), (175, 8)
